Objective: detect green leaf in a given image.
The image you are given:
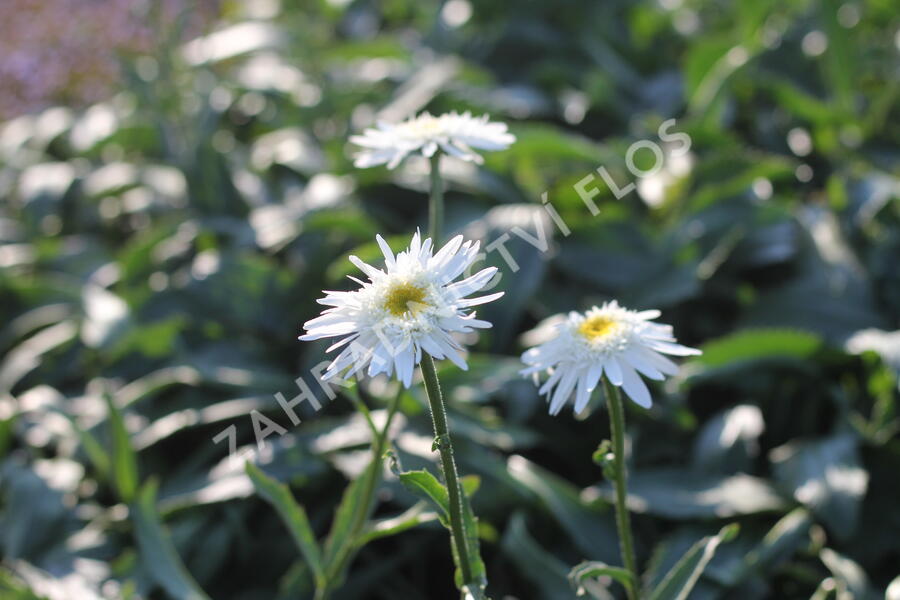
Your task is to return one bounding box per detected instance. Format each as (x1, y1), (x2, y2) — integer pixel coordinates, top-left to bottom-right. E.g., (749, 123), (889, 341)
(397, 469), (451, 518)
(685, 37), (753, 125)
(0, 568), (50, 600)
(456, 471), (479, 492)
(568, 561), (635, 596)
(104, 394), (138, 503)
(0, 416), (14, 460)
(0, 461), (72, 560)
(507, 456), (619, 564)
(770, 434), (868, 540)
(737, 252), (888, 342)
(131, 480), (211, 600)
(397, 469), (487, 592)
(690, 405), (764, 474)
(64, 412), (111, 480)
(501, 513), (573, 600)
(245, 462), (325, 585)
(322, 458), (378, 570)
(592, 468), (786, 519)
(459, 473), (488, 587)
(647, 524), (739, 600)
(820, 0), (856, 115)
(820, 548), (877, 600)
(761, 77), (837, 125)
(358, 502), (440, 545)
(689, 328), (822, 370)
(733, 508), (812, 585)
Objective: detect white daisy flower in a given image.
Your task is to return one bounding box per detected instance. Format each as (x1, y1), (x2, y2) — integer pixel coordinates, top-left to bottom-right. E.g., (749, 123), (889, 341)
(350, 111), (515, 169)
(520, 301), (701, 415)
(300, 231), (503, 387)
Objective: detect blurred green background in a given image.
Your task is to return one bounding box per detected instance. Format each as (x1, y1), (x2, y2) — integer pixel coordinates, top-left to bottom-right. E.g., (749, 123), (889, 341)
(1, 0), (898, 598)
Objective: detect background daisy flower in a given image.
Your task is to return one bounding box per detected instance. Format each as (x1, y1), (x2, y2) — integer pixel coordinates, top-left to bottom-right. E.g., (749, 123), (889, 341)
(350, 111), (515, 169)
(301, 231), (503, 387)
(521, 301), (701, 414)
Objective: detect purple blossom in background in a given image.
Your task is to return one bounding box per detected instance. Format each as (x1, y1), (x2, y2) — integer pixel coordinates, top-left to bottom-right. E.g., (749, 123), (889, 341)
(0, 0), (219, 119)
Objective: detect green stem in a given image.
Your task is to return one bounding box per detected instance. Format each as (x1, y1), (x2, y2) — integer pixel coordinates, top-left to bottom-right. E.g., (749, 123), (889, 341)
(603, 377), (638, 600)
(428, 153), (444, 246)
(420, 354), (473, 585)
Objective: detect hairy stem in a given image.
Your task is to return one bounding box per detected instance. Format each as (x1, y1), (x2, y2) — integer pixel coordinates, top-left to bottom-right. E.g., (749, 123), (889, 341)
(420, 354), (473, 584)
(603, 377), (638, 600)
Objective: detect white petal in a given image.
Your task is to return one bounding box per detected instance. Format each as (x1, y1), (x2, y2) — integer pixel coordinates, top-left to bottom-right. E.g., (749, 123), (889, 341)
(429, 235), (464, 271)
(300, 321), (358, 340)
(444, 267), (498, 301)
(349, 255), (382, 280)
(585, 363), (603, 392)
(574, 372), (593, 413)
(647, 340), (702, 356)
(623, 347), (665, 380)
(376, 235), (396, 269)
(619, 364), (652, 408)
(549, 369), (578, 415)
(604, 357), (624, 385)
(455, 291), (504, 308)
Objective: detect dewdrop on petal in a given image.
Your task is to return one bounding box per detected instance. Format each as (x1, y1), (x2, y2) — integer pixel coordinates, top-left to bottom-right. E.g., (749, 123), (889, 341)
(300, 231), (503, 387)
(350, 111), (515, 169)
(520, 301), (701, 415)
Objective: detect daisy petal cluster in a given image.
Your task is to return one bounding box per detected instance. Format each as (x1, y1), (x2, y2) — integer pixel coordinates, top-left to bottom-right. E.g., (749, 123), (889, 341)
(521, 301), (701, 415)
(350, 111), (515, 169)
(301, 231), (503, 387)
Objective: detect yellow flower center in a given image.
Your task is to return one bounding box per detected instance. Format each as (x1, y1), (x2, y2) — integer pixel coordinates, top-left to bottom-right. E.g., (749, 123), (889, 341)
(384, 282), (429, 316)
(408, 115), (442, 136)
(578, 315), (617, 340)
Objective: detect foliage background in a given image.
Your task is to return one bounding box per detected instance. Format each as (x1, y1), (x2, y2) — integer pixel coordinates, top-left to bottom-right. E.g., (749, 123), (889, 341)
(1, 0), (898, 598)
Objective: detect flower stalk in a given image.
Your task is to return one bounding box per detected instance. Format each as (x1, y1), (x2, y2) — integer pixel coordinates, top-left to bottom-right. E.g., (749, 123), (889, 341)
(428, 153), (444, 246)
(420, 353), (474, 585)
(602, 376), (638, 600)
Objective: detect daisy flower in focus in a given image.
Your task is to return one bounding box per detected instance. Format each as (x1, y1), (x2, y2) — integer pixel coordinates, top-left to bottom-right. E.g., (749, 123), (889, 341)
(520, 301), (700, 415)
(350, 111), (515, 169)
(300, 231), (503, 387)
